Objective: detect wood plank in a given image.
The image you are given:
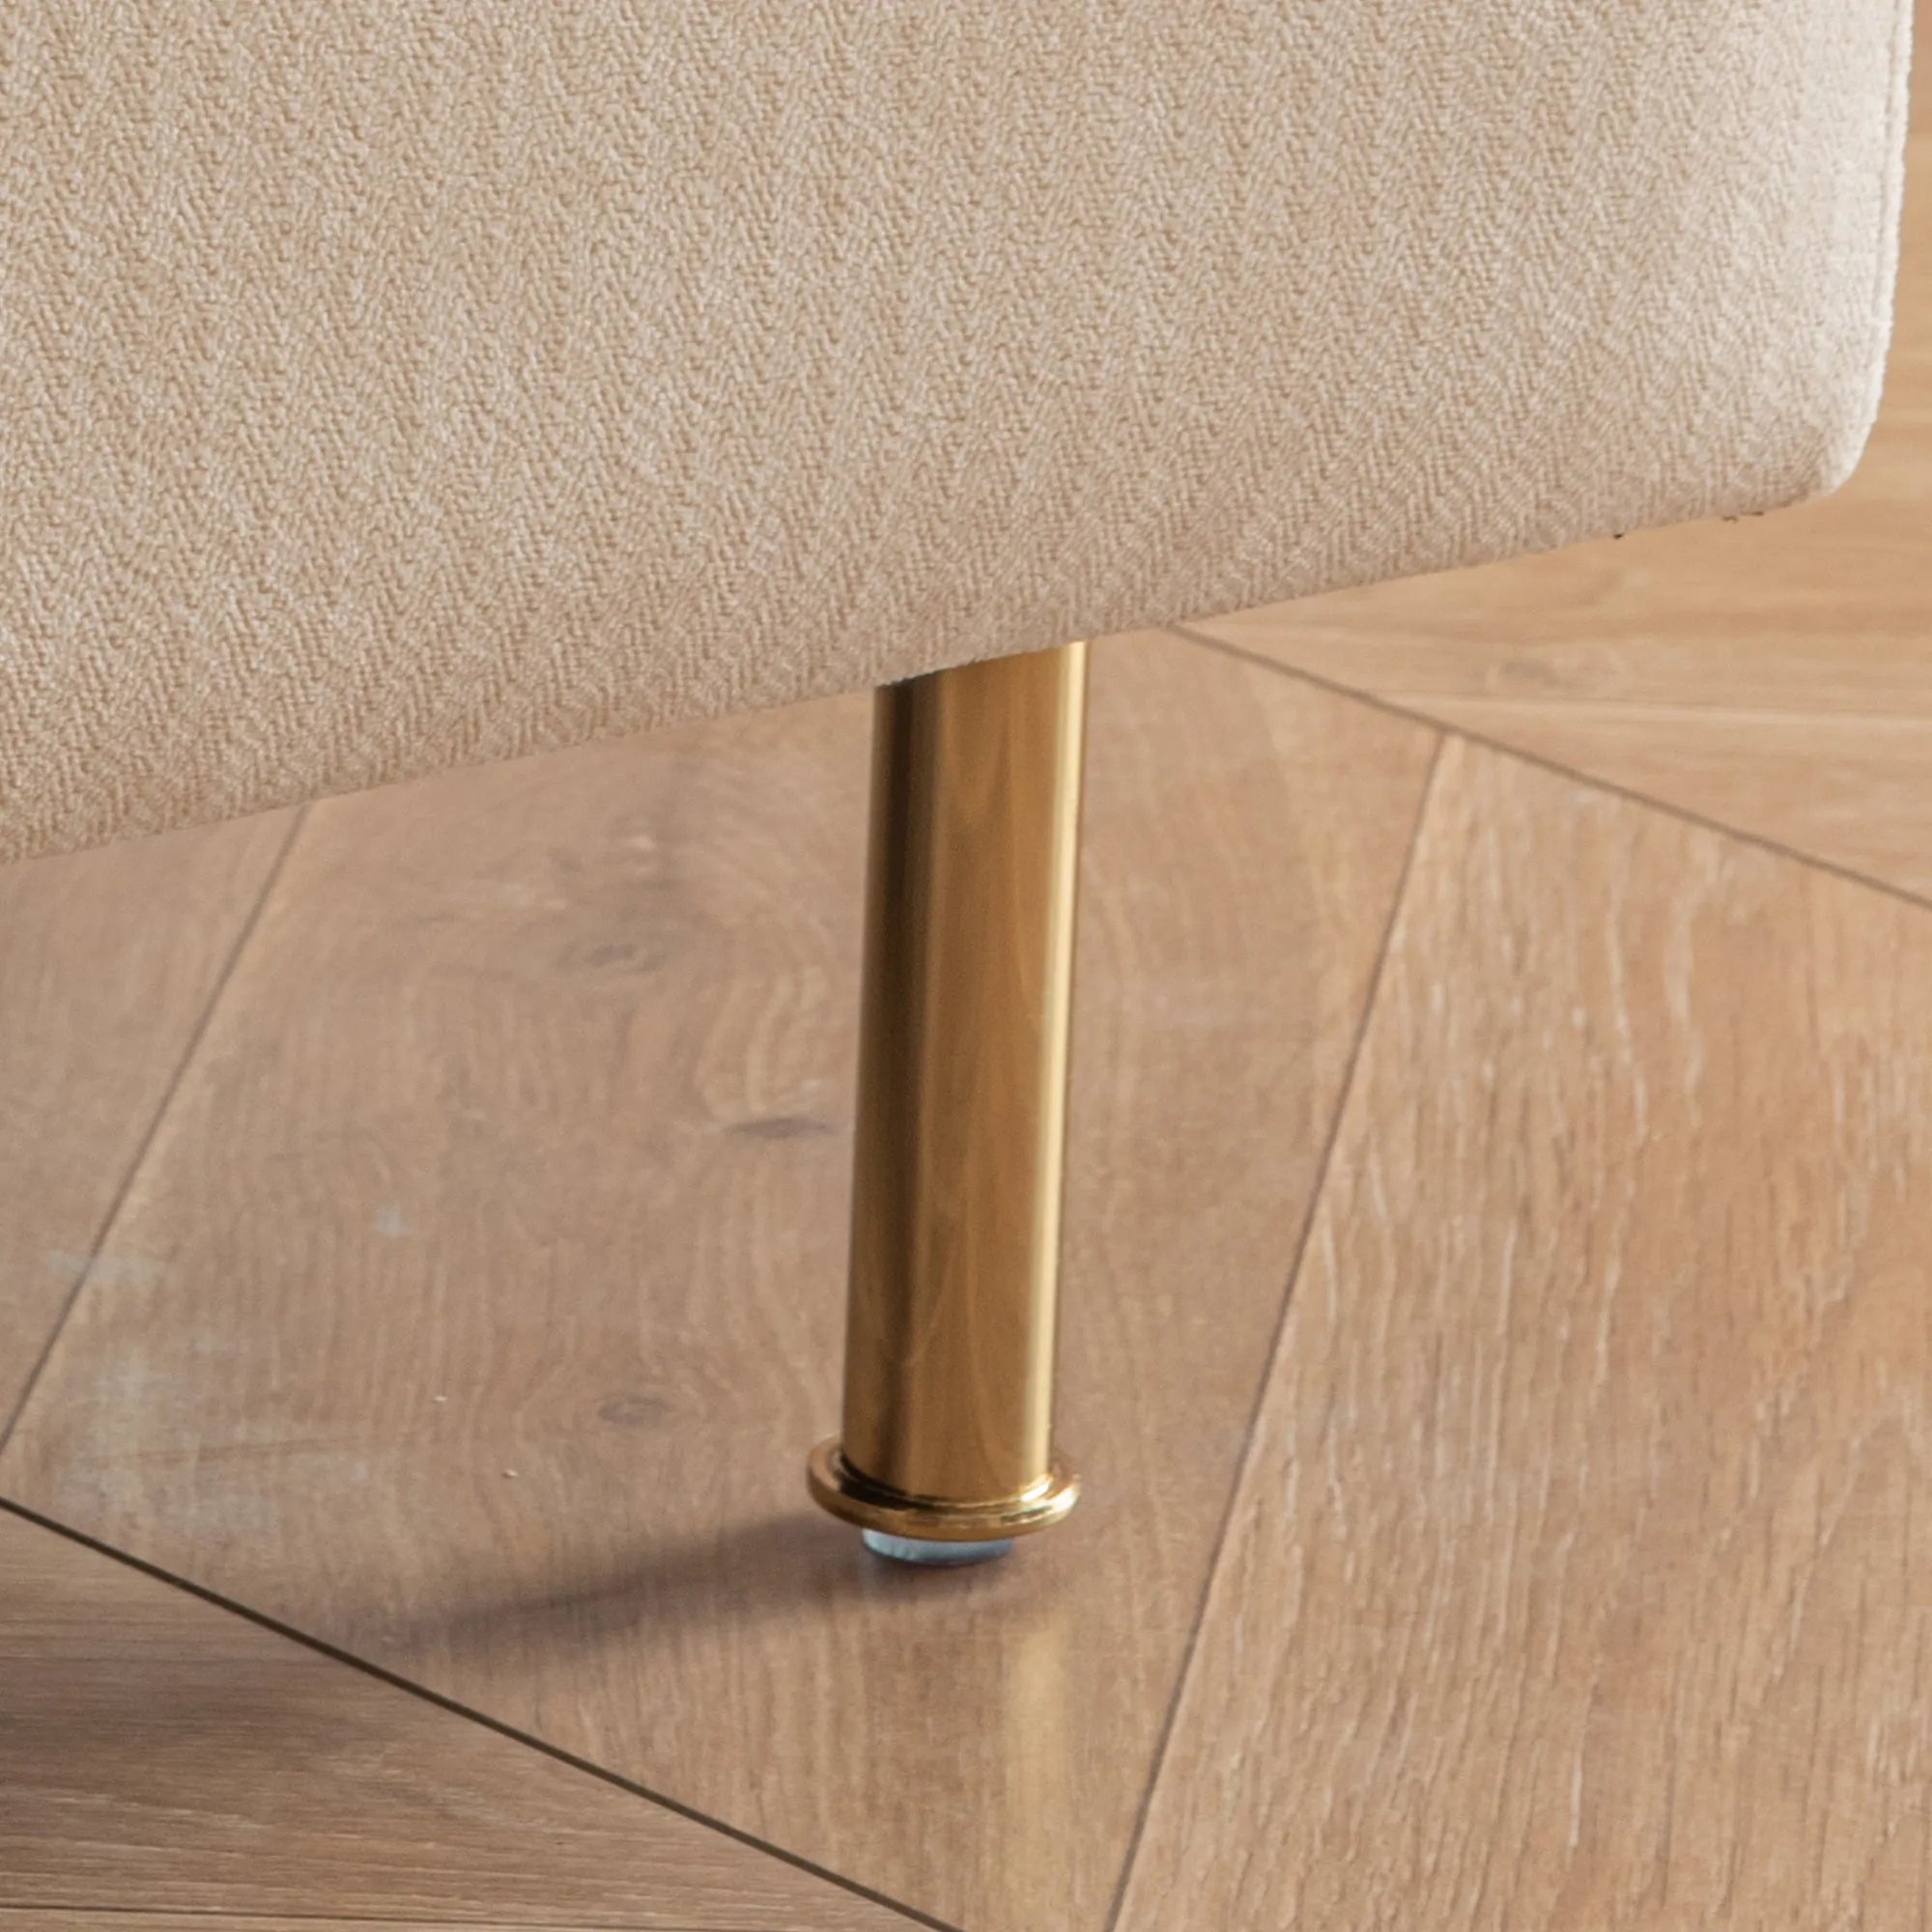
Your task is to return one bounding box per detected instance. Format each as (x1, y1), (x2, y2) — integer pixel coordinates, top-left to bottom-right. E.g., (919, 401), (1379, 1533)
(1396, 696), (1932, 902)
(2, 1920), (767, 1932)
(0, 634), (1436, 1932)
(0, 1509), (910, 1928)
(3, 1921), (738, 1932)
(0, 812), (296, 1427)
(3, 1921), (662, 1931)
(1186, 133), (1932, 900)
(1118, 740), (1932, 1931)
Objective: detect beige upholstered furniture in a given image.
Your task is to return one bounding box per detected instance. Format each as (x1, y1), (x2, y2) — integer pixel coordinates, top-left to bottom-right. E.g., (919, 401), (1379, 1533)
(1, 4), (1912, 1557)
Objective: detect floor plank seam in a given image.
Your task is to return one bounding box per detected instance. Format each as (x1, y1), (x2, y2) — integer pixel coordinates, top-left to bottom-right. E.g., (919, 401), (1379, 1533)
(0, 807), (310, 1460)
(0, 1909), (849, 1932)
(1302, 693), (1932, 729)
(0, 1916), (840, 1932)
(1169, 624), (1932, 922)
(0, 1498), (961, 1932)
(0, 1912), (838, 1932)
(1098, 733), (1447, 1932)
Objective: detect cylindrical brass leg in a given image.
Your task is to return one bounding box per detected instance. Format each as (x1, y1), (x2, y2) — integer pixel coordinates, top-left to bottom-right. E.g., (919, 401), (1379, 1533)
(809, 641), (1086, 1556)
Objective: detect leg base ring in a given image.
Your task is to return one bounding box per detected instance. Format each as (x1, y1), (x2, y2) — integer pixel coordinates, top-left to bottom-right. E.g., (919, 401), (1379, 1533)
(807, 1440), (1078, 1544)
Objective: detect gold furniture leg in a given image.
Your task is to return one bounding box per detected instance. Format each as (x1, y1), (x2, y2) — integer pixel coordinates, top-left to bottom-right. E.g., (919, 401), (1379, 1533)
(808, 641), (1087, 1563)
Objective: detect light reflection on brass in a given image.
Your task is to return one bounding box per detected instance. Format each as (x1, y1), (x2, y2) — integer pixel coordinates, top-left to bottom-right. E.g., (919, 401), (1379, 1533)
(809, 642), (1085, 1543)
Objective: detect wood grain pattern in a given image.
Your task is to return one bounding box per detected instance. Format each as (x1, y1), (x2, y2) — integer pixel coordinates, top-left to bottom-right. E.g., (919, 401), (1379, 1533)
(0, 1508), (909, 1929)
(0, 634), (1436, 1932)
(1187, 135), (1932, 902)
(1378, 697), (1932, 902)
(3, 1921), (774, 1932)
(1119, 739), (1932, 1931)
(0, 812), (296, 1427)
(5, 1921), (753, 1931)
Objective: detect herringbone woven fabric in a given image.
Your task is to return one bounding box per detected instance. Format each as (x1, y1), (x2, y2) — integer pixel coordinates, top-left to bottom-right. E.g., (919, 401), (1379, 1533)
(0, 2), (1912, 859)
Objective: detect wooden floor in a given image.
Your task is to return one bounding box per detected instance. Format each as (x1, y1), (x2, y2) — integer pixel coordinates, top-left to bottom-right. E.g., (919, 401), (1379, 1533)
(7, 142), (1932, 1932)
